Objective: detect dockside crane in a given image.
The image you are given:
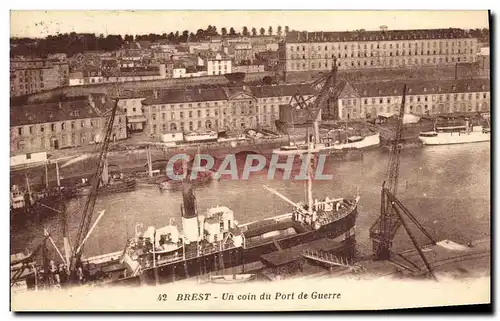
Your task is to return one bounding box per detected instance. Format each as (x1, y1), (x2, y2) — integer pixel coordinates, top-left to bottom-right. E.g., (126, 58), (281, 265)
(369, 84), (438, 280)
(69, 97), (119, 276)
(276, 59), (339, 135)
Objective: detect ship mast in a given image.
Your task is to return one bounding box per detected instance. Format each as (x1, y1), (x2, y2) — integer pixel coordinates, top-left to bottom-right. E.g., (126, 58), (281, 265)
(306, 129), (314, 213)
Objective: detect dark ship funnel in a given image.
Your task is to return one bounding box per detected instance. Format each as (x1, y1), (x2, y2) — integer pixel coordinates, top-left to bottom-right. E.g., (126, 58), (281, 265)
(181, 182), (197, 219)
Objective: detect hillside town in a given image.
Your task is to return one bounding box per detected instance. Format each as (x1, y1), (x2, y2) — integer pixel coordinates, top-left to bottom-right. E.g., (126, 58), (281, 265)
(10, 12), (491, 305)
(10, 25), (490, 159)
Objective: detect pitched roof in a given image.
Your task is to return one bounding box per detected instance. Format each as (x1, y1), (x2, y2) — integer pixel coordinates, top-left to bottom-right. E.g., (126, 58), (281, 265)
(10, 95), (116, 127)
(351, 78), (490, 98)
(140, 83), (318, 105)
(142, 87), (228, 105)
(286, 28), (473, 43)
(249, 83), (316, 98)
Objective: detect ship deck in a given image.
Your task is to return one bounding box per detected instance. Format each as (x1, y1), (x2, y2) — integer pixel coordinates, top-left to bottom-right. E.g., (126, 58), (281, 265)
(260, 238), (344, 268)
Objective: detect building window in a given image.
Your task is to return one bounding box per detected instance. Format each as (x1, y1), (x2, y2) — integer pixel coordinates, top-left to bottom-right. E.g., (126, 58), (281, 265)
(51, 124), (56, 132)
(18, 127), (23, 135)
(180, 112), (184, 119)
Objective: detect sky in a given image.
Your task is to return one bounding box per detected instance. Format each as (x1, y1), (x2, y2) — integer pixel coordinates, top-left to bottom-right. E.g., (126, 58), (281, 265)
(10, 10), (490, 38)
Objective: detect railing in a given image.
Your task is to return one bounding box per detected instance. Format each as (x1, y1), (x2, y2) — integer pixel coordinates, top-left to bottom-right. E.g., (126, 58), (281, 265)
(316, 203), (356, 226)
(302, 249), (355, 269)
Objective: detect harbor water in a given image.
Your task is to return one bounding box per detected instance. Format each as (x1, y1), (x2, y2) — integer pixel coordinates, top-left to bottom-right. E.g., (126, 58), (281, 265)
(11, 143), (490, 261)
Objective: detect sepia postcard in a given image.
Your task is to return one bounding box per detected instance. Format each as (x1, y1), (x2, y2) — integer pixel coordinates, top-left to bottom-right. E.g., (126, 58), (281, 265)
(9, 9), (491, 312)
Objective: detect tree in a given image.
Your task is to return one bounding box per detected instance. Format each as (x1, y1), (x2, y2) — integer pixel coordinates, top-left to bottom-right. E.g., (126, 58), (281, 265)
(260, 27), (265, 36)
(268, 26), (273, 36)
(180, 30), (189, 43)
(189, 32), (196, 42)
(174, 31), (180, 43)
(206, 25), (213, 36)
(167, 32), (175, 43)
(277, 26), (282, 37)
(251, 27), (257, 36)
(124, 34), (134, 43)
(196, 29), (205, 40)
(221, 27), (227, 36)
(229, 27), (236, 36)
(242, 26), (249, 37)
(285, 26), (290, 34)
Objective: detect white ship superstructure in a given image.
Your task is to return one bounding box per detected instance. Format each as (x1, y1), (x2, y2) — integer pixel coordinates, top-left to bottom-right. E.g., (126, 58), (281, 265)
(419, 119), (490, 146)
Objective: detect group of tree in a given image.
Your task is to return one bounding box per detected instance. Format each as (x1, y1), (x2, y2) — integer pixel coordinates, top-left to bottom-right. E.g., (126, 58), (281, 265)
(10, 32), (124, 58)
(11, 24), (291, 58)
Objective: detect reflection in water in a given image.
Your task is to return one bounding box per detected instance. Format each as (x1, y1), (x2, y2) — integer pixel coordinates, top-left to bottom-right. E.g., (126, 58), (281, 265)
(11, 143), (490, 259)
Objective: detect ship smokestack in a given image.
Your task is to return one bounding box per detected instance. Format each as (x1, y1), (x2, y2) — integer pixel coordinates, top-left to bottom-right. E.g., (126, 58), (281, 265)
(181, 182), (199, 244)
(181, 182), (197, 219)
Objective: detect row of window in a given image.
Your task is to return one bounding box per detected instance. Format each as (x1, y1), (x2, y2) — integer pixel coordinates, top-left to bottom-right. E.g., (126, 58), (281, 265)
(151, 114), (277, 134)
(359, 102), (491, 114)
(150, 105), (280, 121)
(148, 97), (294, 111)
(289, 55), (473, 70)
(288, 40), (476, 52)
(14, 117), (123, 136)
(339, 102), (490, 120)
(291, 48), (474, 60)
(343, 92), (490, 106)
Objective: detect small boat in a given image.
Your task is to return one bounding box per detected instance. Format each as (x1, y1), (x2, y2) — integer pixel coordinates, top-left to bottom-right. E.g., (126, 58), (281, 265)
(76, 176), (137, 197)
(210, 274), (256, 284)
(158, 172), (213, 191)
(10, 185), (26, 210)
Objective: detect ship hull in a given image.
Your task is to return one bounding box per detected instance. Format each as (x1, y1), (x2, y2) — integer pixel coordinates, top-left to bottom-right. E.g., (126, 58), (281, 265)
(332, 133), (380, 150)
(419, 131), (490, 146)
(108, 206), (358, 287)
(76, 179), (137, 197)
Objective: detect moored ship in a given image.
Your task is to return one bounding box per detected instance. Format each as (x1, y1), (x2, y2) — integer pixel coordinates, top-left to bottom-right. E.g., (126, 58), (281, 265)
(419, 118), (490, 146)
(83, 142), (359, 287)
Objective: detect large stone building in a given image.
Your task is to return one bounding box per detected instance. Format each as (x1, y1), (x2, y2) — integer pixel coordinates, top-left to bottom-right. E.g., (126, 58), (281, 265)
(10, 58), (70, 97)
(10, 94), (127, 155)
(279, 28), (479, 74)
(141, 84), (316, 139)
(330, 78), (490, 120)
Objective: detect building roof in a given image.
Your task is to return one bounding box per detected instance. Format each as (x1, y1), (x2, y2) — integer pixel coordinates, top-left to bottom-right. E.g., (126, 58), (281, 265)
(142, 87), (228, 105)
(350, 78), (490, 98)
(285, 28), (473, 43)
(10, 95), (116, 127)
(249, 83), (316, 98)
(141, 83), (317, 105)
(118, 90), (154, 100)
